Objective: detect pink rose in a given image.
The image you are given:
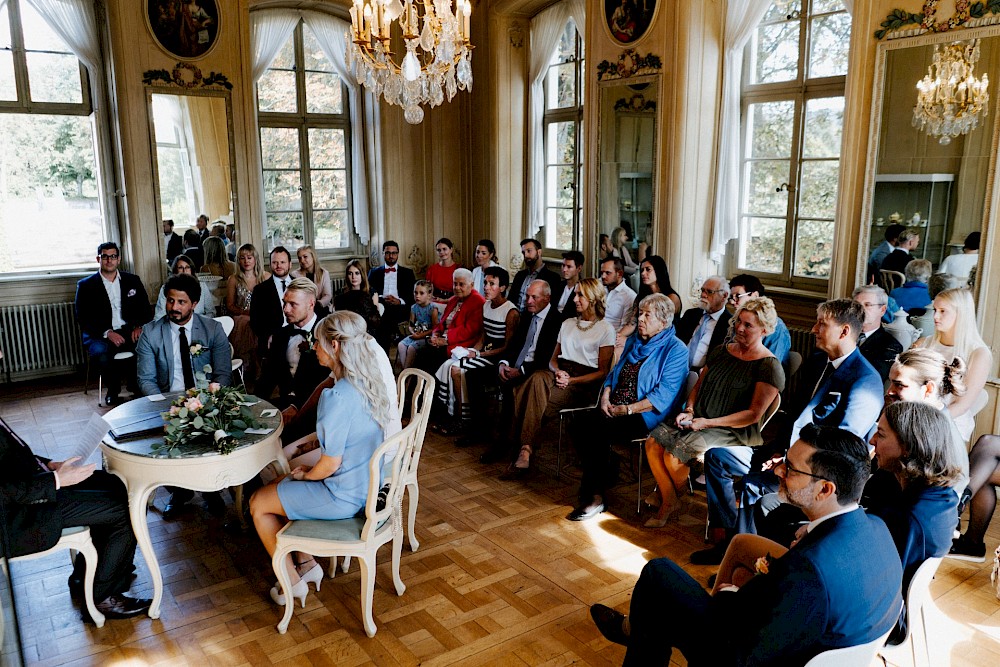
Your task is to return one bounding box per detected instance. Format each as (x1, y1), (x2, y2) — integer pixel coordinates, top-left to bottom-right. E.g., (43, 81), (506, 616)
(169, 405), (180, 416)
(208, 382), (221, 393)
(184, 398), (203, 412)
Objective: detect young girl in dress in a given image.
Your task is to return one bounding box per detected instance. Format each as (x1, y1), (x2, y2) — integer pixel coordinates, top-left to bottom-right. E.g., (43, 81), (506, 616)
(397, 281), (439, 370)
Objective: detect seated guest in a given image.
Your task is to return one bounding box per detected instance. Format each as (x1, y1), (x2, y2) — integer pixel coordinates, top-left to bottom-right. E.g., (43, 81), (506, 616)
(913, 287), (992, 442)
(255, 278), (330, 410)
(163, 219), (182, 262)
(292, 245), (332, 308)
(645, 297), (784, 528)
(950, 433), (1000, 561)
(0, 417), (151, 620)
(852, 284), (904, 382)
(201, 236), (236, 281)
(425, 237), (460, 302)
(500, 278), (614, 478)
(868, 222), (906, 284)
(676, 276), (731, 370)
(433, 267), (517, 434)
(469, 239), (502, 295)
(397, 281), (439, 371)
(568, 294), (688, 521)
(417, 268), (485, 373)
(225, 222), (237, 260)
(154, 254), (214, 321)
(333, 259), (381, 337)
(615, 255), (682, 351)
(250, 312), (394, 607)
(727, 274), (790, 366)
(226, 244), (270, 388)
(75, 242), (152, 406)
(890, 259), (932, 313)
(610, 226), (638, 278)
(555, 250), (584, 315)
(600, 256), (636, 332)
(181, 229), (204, 271)
(509, 238), (561, 310)
(368, 240), (416, 349)
(914, 273), (966, 339)
(249, 246), (293, 355)
(881, 228), (920, 274)
(939, 231), (980, 282)
(195, 213), (209, 241)
(598, 233), (614, 262)
(591, 424), (902, 666)
(479, 280), (561, 462)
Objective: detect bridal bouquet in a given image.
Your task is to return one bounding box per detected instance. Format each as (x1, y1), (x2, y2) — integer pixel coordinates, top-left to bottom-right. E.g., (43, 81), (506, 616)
(156, 378), (261, 456)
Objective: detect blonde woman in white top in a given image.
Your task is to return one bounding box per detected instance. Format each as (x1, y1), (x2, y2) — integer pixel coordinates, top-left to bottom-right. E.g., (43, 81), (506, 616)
(291, 245), (332, 308)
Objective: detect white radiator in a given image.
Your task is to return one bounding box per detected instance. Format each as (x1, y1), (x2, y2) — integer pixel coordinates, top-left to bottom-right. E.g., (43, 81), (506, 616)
(0, 302), (84, 382)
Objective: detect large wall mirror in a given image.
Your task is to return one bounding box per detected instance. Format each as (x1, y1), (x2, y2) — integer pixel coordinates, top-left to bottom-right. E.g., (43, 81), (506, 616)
(596, 75), (659, 286)
(859, 26), (1000, 289)
(147, 88), (237, 258)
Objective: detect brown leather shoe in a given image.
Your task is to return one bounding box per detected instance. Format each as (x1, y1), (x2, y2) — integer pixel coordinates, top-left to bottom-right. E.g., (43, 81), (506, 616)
(91, 594), (152, 621)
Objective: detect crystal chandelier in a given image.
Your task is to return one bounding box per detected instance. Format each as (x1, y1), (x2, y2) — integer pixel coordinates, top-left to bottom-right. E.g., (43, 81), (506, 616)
(346, 0), (473, 124)
(913, 40), (990, 145)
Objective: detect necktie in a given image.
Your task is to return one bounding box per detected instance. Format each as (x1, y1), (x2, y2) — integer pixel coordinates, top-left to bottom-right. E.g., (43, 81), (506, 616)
(179, 326), (195, 389)
(688, 313), (711, 368)
(281, 279), (288, 293)
(515, 315), (539, 369)
(858, 332), (867, 346)
(812, 361), (834, 399)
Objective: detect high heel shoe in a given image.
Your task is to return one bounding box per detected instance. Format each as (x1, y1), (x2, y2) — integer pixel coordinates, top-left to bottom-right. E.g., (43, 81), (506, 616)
(643, 502), (683, 528)
(644, 488), (661, 509)
(270, 565), (322, 607)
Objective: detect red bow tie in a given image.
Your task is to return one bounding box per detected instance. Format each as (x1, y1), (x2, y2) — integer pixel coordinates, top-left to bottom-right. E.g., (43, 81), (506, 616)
(385, 267), (396, 273)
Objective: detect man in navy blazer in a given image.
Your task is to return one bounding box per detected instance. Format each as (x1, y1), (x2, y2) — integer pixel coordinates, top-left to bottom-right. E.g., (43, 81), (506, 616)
(75, 242), (152, 406)
(368, 240), (416, 348)
(592, 425), (902, 666)
(249, 246), (293, 356)
(135, 274), (232, 396)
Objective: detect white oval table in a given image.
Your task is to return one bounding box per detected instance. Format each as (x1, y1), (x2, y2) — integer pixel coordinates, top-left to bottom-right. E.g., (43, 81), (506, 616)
(101, 393), (287, 619)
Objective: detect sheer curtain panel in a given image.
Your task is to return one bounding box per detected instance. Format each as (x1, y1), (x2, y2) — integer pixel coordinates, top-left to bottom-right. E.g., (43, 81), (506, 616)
(251, 9), (300, 82)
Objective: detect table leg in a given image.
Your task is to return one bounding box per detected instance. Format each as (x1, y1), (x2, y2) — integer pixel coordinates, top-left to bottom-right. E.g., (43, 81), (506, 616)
(127, 483), (162, 619)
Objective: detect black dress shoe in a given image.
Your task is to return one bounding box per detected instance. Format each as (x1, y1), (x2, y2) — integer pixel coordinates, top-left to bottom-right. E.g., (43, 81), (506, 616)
(104, 392), (121, 407)
(203, 491), (227, 517)
(567, 502), (605, 521)
(162, 489), (195, 519)
(690, 540), (730, 566)
(91, 594), (152, 621)
(590, 604), (629, 646)
(479, 447), (508, 464)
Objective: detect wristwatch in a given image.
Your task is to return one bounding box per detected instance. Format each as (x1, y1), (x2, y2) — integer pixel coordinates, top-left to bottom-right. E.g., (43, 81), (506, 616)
(626, 405), (633, 416)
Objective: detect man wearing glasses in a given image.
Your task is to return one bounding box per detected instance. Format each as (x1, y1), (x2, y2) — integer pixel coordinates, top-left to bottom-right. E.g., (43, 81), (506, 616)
(75, 242), (152, 406)
(728, 274), (790, 367)
(676, 276), (731, 370)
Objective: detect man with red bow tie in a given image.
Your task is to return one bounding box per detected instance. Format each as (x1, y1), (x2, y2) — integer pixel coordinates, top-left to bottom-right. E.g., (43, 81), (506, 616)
(368, 240), (416, 349)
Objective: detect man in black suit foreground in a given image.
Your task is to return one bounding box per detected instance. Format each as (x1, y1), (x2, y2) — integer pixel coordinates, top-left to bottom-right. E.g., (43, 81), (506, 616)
(0, 417), (150, 621)
(368, 240), (416, 349)
(75, 242), (152, 406)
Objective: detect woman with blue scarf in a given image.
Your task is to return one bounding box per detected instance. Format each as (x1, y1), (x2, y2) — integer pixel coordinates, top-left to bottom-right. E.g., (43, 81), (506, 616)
(568, 293), (689, 521)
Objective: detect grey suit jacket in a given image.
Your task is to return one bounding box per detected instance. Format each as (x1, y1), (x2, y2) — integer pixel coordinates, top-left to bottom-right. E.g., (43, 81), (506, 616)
(136, 314), (233, 396)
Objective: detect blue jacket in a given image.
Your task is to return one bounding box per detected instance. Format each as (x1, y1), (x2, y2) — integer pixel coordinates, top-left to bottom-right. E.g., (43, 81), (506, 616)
(792, 348), (884, 444)
(604, 327), (688, 430)
(763, 316), (791, 366)
(890, 281), (932, 312)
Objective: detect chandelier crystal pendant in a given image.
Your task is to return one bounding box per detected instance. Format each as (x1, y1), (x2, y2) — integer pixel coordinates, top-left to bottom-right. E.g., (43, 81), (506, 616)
(347, 0), (473, 124)
(913, 39), (990, 145)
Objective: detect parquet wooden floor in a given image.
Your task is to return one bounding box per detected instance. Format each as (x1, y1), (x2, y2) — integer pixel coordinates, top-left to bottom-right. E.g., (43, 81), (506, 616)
(2, 378), (1000, 666)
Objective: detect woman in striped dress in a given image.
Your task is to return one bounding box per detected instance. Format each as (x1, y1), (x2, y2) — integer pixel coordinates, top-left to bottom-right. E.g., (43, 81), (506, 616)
(434, 266), (519, 434)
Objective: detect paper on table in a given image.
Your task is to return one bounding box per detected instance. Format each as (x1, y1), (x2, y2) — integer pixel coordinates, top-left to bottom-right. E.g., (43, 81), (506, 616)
(146, 394), (166, 401)
(260, 408), (278, 418)
(245, 427), (274, 435)
(69, 414), (112, 461)
(238, 400), (259, 406)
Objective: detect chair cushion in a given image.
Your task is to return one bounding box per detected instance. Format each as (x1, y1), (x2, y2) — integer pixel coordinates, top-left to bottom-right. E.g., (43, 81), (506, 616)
(283, 516), (387, 542)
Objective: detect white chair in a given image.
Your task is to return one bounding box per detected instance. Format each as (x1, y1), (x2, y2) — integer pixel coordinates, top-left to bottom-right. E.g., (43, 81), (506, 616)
(805, 628), (893, 666)
(272, 421), (420, 636)
(84, 351), (135, 407)
(396, 368), (435, 551)
(878, 557), (944, 667)
(213, 316), (243, 385)
(9, 526), (105, 628)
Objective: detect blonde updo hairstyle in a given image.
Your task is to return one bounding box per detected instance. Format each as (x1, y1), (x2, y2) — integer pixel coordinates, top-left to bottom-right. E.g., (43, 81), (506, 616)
(892, 348), (967, 400)
(732, 296), (777, 337)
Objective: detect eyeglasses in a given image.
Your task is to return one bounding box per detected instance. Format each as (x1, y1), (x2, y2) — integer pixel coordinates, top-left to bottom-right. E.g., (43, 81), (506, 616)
(781, 457), (829, 481)
(99, 254), (119, 260)
(701, 288), (725, 295)
(729, 292), (750, 303)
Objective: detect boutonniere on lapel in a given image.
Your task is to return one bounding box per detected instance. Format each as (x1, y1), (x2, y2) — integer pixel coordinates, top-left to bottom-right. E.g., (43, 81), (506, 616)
(754, 554), (773, 575)
(189, 341), (205, 357)
(127, 288), (137, 297)
(297, 329), (314, 355)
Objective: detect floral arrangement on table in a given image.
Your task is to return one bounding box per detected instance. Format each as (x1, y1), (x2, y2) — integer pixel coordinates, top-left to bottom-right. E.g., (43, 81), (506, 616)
(155, 367), (262, 456)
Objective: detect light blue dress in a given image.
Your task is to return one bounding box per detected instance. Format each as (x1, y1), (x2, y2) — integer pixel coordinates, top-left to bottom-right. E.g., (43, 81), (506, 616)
(277, 380), (384, 520)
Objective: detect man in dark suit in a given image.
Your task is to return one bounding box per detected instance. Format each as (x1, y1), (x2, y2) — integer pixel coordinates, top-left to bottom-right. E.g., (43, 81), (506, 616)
(591, 424), (902, 666)
(881, 229), (920, 274)
(368, 240), (416, 349)
(478, 280), (562, 467)
(255, 278), (330, 410)
(249, 246), (293, 356)
(163, 219), (182, 262)
(676, 275), (732, 370)
(181, 229), (204, 271)
(0, 416), (151, 621)
(853, 284), (904, 383)
(75, 242), (153, 406)
(195, 214), (210, 242)
(508, 239), (562, 310)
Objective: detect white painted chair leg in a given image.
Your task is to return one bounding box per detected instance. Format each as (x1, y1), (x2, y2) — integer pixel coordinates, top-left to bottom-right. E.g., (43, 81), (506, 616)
(326, 555), (338, 578)
(274, 549), (295, 634)
(406, 482), (419, 551)
(79, 539), (104, 628)
(341, 556), (351, 573)
(359, 555), (377, 637)
(391, 527), (406, 595)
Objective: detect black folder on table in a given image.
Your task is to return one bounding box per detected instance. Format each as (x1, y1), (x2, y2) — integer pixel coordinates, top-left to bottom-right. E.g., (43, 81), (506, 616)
(108, 411), (166, 441)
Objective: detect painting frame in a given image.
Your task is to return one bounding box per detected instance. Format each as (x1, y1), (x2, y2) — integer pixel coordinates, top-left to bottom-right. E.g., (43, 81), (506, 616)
(604, 0), (657, 46)
(145, 0), (221, 61)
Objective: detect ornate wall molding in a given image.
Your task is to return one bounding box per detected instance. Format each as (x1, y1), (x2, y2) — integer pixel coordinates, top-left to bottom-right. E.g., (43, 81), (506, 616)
(142, 62), (233, 89)
(508, 21), (524, 49)
(875, 0), (1000, 40)
(596, 49), (662, 81)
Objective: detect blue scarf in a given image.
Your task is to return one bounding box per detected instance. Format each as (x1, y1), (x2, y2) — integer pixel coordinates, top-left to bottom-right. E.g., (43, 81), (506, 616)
(623, 326), (677, 364)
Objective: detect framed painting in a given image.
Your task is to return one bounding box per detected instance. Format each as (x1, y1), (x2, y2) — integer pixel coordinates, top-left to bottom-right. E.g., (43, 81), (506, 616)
(605, 0), (656, 45)
(146, 0), (221, 61)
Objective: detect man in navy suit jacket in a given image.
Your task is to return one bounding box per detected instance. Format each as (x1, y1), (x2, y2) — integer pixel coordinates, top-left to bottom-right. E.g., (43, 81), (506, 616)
(249, 246), (293, 355)
(75, 242), (152, 405)
(368, 240), (416, 348)
(592, 425), (902, 666)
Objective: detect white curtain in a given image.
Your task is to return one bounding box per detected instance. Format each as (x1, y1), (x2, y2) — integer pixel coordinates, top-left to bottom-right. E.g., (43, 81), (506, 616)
(710, 0), (772, 263)
(25, 0), (100, 70)
(301, 11), (371, 245)
(250, 9), (300, 82)
(527, 1), (584, 237)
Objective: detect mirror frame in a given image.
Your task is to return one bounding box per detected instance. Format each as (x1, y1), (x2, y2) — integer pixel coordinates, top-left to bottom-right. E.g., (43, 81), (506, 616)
(146, 86), (239, 268)
(857, 24), (1000, 297)
(595, 72), (661, 273)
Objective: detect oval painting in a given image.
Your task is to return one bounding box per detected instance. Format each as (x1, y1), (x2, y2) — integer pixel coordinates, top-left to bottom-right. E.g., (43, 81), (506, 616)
(605, 0), (656, 45)
(146, 0), (221, 61)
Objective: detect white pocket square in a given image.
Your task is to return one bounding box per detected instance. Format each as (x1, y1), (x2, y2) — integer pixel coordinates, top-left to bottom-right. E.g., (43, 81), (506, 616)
(127, 289), (136, 297)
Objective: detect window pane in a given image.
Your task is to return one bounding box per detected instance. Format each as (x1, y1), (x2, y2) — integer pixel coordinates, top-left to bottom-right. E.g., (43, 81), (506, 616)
(544, 208), (574, 250)
(546, 121), (575, 164)
(306, 72), (343, 114)
(552, 22), (577, 64)
(0, 53), (16, 101)
(302, 24), (332, 72)
(0, 114), (103, 272)
(313, 210), (350, 249)
(808, 13), (850, 78)
(310, 169), (347, 210)
(802, 97), (844, 158)
(257, 69), (296, 112)
(741, 217), (785, 273)
(748, 101), (794, 158)
(0, 5), (11, 49)
(265, 212), (304, 250)
(547, 165), (576, 208)
(546, 63), (576, 109)
(762, 0), (800, 22)
(260, 127), (299, 168)
(744, 160), (790, 216)
(753, 21), (799, 84)
(19, 1), (66, 52)
(262, 170), (301, 211)
(798, 159), (839, 218)
(270, 32), (296, 70)
(308, 128), (346, 169)
(794, 219), (834, 278)
(26, 52), (82, 103)
(812, 0), (847, 14)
